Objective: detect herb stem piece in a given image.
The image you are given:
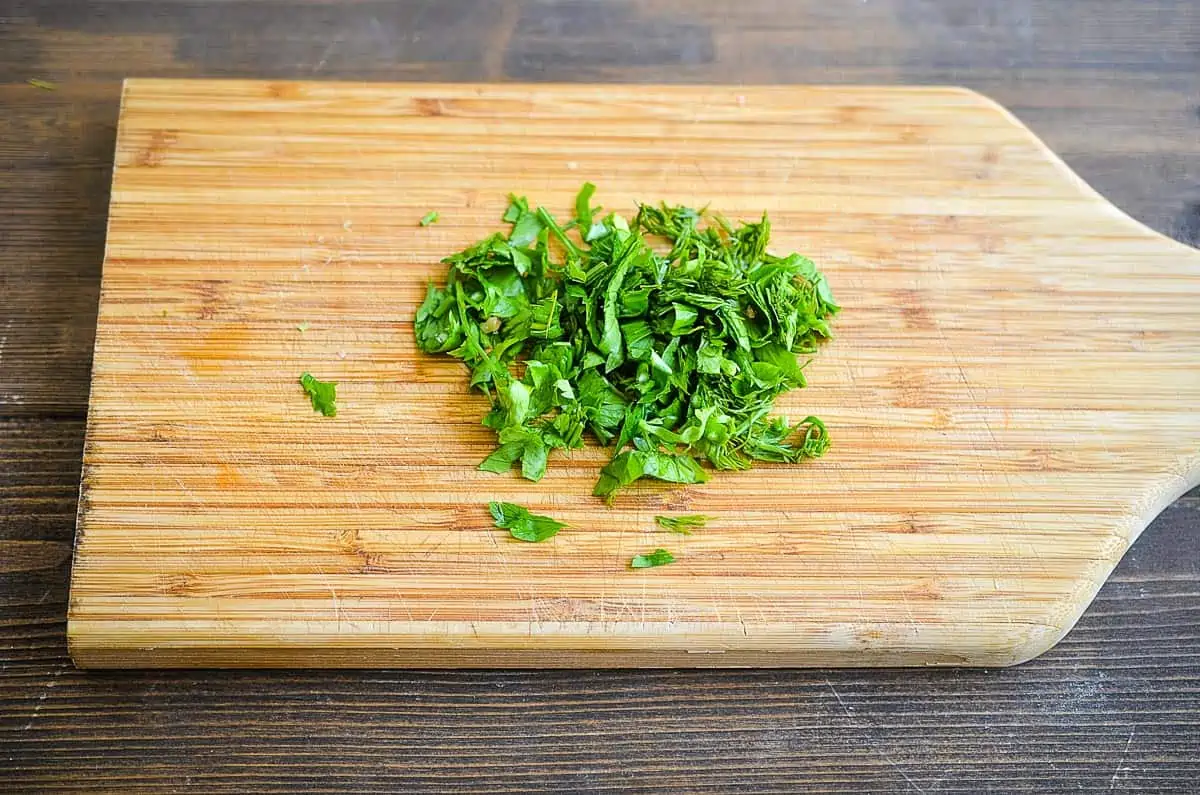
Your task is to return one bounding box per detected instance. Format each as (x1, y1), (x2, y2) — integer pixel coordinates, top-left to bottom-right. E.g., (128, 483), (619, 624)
(654, 515), (711, 534)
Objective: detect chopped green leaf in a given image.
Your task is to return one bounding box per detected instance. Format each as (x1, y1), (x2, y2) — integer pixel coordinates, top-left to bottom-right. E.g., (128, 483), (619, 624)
(299, 372), (337, 417)
(488, 501), (527, 527)
(574, 181), (597, 228)
(593, 450), (709, 501)
(488, 501), (567, 542)
(27, 78), (57, 90)
(296, 321), (310, 332)
(505, 195), (544, 246)
(631, 548), (675, 569)
(654, 514), (711, 534)
(414, 184), (838, 499)
(419, 210), (440, 227)
(479, 442), (523, 474)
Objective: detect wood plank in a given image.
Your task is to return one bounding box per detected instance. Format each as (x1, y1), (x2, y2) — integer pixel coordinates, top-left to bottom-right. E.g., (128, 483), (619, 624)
(5, 2), (1200, 791)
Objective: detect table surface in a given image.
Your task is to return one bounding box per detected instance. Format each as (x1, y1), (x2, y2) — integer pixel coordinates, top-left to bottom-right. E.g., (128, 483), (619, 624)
(2, 1), (1197, 791)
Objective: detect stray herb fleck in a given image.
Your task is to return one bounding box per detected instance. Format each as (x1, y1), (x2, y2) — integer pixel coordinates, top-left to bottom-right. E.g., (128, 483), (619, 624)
(655, 514), (711, 534)
(631, 548), (675, 568)
(488, 501), (567, 542)
(299, 372), (337, 417)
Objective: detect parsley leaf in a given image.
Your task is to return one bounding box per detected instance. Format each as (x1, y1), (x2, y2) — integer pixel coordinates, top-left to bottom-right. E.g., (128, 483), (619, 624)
(414, 185), (838, 499)
(593, 450), (709, 501)
(505, 195), (544, 247)
(655, 514), (711, 534)
(299, 372), (337, 417)
(488, 501), (567, 542)
(574, 182), (597, 228)
(419, 211), (439, 226)
(631, 548), (675, 568)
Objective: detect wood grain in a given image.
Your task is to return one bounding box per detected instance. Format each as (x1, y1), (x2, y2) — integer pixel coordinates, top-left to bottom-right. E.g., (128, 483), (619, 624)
(4, 1), (1200, 791)
(66, 79), (1200, 668)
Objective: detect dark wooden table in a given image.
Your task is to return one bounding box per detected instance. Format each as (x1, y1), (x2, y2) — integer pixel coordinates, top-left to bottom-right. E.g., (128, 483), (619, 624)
(3, 2), (1198, 791)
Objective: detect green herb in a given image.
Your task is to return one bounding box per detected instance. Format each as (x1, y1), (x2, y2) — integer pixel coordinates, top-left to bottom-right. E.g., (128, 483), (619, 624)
(297, 321), (311, 332)
(594, 450), (709, 499)
(299, 372), (337, 417)
(574, 182), (597, 228)
(27, 78), (57, 90)
(414, 184), (838, 500)
(654, 514), (711, 534)
(419, 211), (440, 227)
(631, 548), (675, 568)
(488, 501), (567, 542)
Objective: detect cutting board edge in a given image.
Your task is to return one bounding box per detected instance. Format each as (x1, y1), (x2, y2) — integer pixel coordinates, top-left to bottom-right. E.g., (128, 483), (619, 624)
(65, 633), (1053, 670)
(65, 77), (135, 662)
(64, 651), (1028, 670)
(963, 84), (1200, 266)
(1040, 465), (1200, 665)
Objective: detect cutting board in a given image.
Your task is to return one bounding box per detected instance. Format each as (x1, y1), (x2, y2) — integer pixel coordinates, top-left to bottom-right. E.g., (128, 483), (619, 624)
(68, 79), (1200, 668)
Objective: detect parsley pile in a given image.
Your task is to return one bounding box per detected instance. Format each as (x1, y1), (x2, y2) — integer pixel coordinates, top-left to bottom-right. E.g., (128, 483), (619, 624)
(415, 184), (838, 500)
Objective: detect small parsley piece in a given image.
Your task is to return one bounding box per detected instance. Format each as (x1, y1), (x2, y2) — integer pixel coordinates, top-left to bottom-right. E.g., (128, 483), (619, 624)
(488, 501), (567, 542)
(594, 450), (709, 499)
(28, 78), (57, 90)
(299, 372), (337, 417)
(654, 514), (711, 534)
(574, 181), (597, 228)
(296, 321), (310, 332)
(631, 548), (675, 568)
(414, 184), (838, 500)
(419, 211), (440, 227)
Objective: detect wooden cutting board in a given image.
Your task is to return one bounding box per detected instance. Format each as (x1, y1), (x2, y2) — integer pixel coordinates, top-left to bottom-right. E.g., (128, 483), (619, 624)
(68, 79), (1200, 668)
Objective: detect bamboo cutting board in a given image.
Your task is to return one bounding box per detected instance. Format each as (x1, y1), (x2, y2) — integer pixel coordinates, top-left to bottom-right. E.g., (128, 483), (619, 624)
(68, 79), (1200, 668)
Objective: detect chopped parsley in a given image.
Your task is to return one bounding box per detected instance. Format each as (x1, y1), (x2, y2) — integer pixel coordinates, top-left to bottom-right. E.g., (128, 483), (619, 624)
(415, 184), (838, 500)
(299, 372), (337, 417)
(28, 78), (57, 90)
(419, 211), (440, 227)
(631, 548), (675, 569)
(654, 514), (711, 534)
(488, 501), (567, 542)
